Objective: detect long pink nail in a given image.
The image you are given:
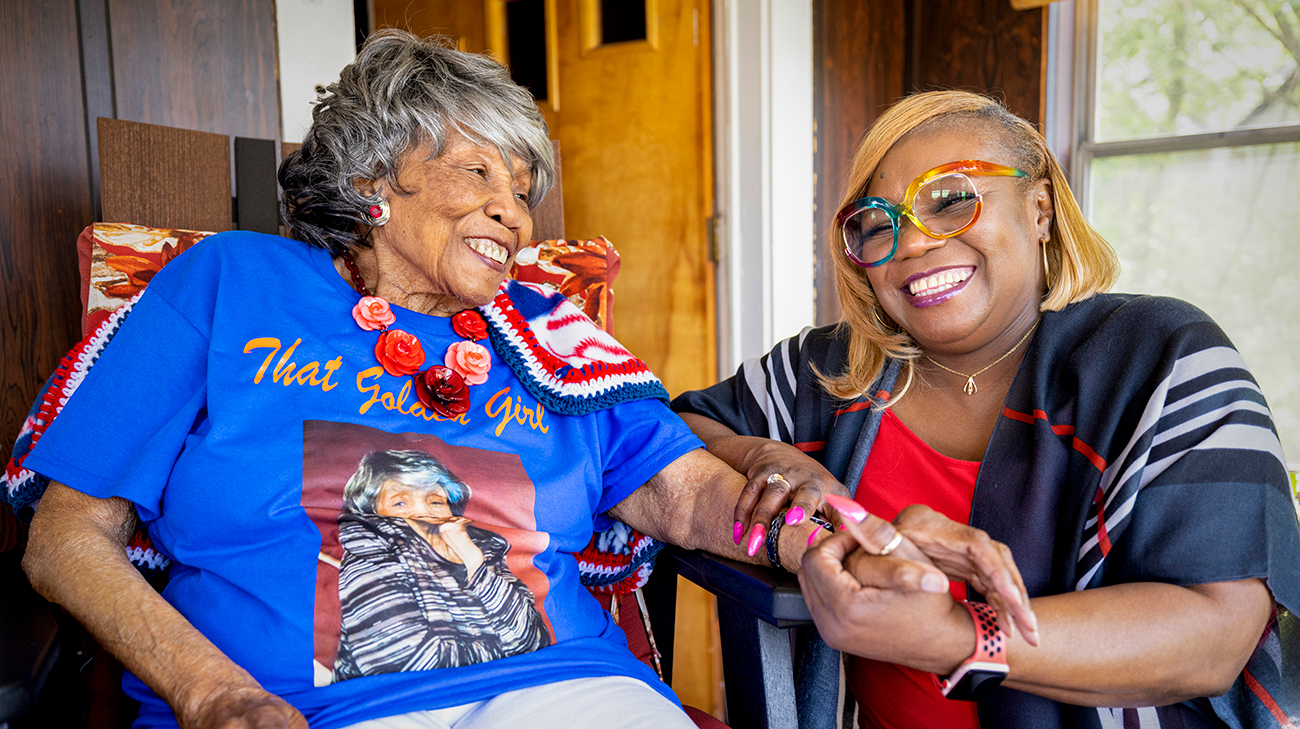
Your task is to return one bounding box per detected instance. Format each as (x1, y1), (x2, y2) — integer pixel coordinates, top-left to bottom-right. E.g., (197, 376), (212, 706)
(733, 521), (745, 545)
(746, 524), (766, 557)
(824, 494), (868, 523)
(785, 507), (805, 525)
(807, 528), (821, 547)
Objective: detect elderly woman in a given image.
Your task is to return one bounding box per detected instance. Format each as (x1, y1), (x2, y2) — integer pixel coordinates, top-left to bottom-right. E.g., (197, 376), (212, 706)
(17, 30), (929, 729)
(673, 90), (1300, 728)
(333, 450), (551, 679)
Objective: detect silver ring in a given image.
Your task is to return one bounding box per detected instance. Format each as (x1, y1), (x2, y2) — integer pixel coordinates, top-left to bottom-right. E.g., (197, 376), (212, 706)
(766, 473), (789, 486)
(877, 532), (904, 556)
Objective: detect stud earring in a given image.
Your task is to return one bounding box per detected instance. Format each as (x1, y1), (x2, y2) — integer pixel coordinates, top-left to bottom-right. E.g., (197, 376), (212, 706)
(366, 199), (390, 227)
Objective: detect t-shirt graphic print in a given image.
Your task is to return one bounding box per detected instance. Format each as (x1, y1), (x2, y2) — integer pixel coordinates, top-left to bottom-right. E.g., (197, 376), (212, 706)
(302, 420), (555, 686)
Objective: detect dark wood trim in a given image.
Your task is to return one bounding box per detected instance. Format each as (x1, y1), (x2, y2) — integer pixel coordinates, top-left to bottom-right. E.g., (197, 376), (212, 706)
(76, 0), (114, 221)
(531, 140), (565, 241)
(234, 137), (279, 234)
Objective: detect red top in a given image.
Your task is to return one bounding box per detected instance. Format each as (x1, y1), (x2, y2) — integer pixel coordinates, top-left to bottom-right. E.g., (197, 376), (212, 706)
(849, 409), (981, 729)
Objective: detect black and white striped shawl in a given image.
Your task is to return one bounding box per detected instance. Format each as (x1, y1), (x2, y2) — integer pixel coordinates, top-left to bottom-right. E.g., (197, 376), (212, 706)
(673, 293), (1300, 728)
(332, 514), (552, 681)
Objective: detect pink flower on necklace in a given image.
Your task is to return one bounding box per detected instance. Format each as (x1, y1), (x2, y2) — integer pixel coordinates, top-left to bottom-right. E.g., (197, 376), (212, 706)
(353, 296), (396, 330)
(445, 340), (492, 384)
(342, 252), (491, 415)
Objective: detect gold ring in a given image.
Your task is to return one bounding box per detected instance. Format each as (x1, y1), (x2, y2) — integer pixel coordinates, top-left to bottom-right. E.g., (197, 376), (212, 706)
(766, 473), (788, 486)
(877, 532), (904, 556)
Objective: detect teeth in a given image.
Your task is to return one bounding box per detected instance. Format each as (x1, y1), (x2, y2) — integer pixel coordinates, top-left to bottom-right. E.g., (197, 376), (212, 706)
(467, 238), (508, 264)
(908, 268), (973, 296)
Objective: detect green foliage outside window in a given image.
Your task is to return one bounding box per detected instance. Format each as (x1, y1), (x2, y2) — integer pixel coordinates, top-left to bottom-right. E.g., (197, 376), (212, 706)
(1097, 0), (1300, 139)
(1090, 0), (1300, 464)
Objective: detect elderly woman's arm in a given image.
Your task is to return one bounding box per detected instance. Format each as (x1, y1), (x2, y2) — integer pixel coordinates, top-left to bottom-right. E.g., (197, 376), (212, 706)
(24, 482), (307, 729)
(608, 448), (952, 589)
(802, 529), (1273, 706)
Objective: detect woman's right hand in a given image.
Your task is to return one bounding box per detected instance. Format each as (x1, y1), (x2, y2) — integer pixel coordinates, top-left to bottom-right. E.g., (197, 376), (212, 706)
(438, 517), (485, 575)
(729, 438), (851, 557)
(183, 683), (308, 729)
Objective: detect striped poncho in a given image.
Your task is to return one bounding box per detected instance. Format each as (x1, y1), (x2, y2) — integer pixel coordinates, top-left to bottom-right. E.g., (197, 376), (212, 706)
(673, 293), (1300, 728)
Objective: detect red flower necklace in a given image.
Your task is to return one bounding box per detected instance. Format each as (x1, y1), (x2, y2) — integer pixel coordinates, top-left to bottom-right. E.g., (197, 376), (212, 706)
(341, 252), (491, 418)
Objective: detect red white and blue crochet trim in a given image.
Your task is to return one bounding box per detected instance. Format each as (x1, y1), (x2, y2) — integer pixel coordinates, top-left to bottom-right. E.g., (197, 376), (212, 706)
(3, 295), (174, 581)
(5, 280), (668, 593)
(481, 280), (670, 415)
(576, 521), (664, 595)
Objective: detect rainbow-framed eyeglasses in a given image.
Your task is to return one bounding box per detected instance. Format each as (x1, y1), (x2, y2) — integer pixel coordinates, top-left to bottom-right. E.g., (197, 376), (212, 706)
(835, 160), (1028, 268)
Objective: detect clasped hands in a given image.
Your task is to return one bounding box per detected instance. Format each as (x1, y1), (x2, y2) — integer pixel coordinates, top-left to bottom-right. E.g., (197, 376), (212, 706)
(733, 441), (1039, 676)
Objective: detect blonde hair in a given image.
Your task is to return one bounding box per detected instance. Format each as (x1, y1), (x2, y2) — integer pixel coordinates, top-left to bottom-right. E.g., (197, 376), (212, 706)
(821, 90), (1120, 402)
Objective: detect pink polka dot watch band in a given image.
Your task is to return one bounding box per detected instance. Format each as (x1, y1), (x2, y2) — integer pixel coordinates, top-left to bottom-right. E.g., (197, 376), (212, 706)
(938, 601), (1010, 701)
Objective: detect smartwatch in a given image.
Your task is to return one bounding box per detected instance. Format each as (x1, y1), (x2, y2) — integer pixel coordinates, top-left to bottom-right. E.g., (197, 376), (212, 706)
(938, 601), (1009, 701)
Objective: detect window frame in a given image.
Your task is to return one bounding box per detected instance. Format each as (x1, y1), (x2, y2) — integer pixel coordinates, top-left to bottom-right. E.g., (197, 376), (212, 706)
(1054, 0), (1300, 212)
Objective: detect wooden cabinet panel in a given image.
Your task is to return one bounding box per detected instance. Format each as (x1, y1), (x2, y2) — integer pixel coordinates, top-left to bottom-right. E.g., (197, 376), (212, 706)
(1, 0), (281, 462)
(815, 0), (907, 325)
(108, 0), (280, 140)
(0, 0), (94, 466)
(814, 0), (1045, 325)
(910, 0), (1044, 126)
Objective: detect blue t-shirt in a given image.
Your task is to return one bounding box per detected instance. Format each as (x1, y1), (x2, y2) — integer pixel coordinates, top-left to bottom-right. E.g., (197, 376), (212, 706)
(26, 231), (703, 729)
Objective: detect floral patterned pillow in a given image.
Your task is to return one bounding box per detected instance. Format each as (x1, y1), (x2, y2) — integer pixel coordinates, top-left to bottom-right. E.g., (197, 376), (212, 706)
(512, 236), (620, 335)
(79, 223), (213, 337)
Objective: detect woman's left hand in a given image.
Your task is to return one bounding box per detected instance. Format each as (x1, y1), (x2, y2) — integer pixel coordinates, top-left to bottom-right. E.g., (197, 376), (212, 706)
(438, 517), (485, 575)
(799, 531), (974, 673)
(819, 499), (1038, 646)
(892, 505), (1038, 645)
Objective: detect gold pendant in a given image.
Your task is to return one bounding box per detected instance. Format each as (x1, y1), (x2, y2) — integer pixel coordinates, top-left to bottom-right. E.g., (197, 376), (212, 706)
(963, 376), (978, 395)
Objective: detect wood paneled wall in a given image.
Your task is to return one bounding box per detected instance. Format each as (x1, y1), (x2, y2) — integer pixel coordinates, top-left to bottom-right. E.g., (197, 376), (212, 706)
(0, 0), (279, 484)
(813, 0), (1045, 325)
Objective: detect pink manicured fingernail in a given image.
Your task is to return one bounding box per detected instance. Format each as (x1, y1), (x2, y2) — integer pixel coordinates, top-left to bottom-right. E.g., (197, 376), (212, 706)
(824, 494), (868, 523)
(807, 528), (821, 547)
(746, 524), (766, 557)
(785, 507), (805, 525)
(838, 524), (846, 531)
(921, 573), (949, 594)
(733, 521), (745, 545)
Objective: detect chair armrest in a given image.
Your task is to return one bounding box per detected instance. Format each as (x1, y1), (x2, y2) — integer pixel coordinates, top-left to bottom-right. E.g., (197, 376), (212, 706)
(0, 550), (61, 722)
(658, 546), (812, 628)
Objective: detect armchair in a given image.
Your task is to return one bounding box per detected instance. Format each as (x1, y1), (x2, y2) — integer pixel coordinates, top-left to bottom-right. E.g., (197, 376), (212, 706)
(1, 118), (737, 729)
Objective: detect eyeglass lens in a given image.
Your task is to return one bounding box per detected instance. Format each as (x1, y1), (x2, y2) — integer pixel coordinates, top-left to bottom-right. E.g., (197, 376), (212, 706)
(844, 174), (980, 265)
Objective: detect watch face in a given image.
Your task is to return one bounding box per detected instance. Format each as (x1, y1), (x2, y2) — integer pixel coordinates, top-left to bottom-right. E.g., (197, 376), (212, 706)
(941, 660), (1010, 701)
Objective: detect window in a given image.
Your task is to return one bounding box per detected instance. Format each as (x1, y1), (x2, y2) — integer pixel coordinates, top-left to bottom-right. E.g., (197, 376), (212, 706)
(1065, 0), (1300, 466)
(506, 0), (549, 101)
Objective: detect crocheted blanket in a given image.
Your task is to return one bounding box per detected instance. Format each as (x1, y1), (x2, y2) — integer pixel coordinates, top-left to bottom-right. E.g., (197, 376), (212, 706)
(4, 280), (669, 592)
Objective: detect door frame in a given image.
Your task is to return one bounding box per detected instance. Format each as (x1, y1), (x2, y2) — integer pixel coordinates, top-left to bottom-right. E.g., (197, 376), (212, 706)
(711, 0), (815, 374)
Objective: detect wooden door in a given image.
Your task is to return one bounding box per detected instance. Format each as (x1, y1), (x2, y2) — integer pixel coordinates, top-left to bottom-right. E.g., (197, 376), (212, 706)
(376, 0), (720, 715)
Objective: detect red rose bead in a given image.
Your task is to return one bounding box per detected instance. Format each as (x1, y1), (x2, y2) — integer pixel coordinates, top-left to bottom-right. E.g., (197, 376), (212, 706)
(413, 366), (471, 418)
(451, 309), (489, 341)
(375, 329), (425, 377)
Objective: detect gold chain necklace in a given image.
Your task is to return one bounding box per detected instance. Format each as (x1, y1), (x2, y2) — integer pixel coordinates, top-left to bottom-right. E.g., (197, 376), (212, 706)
(924, 318), (1040, 396)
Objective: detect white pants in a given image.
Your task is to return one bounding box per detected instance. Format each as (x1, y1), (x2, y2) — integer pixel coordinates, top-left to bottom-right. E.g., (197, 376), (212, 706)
(341, 675), (697, 729)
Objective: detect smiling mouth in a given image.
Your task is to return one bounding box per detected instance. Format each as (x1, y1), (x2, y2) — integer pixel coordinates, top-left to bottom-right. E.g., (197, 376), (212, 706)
(908, 267), (974, 297)
(466, 237), (509, 265)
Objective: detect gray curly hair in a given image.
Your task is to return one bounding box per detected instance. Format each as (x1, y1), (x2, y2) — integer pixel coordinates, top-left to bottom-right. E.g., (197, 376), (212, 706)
(343, 450), (471, 516)
(279, 29), (554, 255)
